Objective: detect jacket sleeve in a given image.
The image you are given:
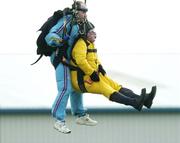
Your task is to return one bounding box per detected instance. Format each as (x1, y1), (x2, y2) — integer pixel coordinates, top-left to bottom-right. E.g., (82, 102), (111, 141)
(96, 57), (101, 66)
(45, 33), (63, 47)
(72, 39), (95, 75)
(45, 16), (69, 47)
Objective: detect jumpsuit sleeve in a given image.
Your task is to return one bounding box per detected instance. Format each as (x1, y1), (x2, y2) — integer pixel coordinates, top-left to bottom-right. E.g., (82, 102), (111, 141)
(45, 16), (70, 47)
(72, 39), (95, 75)
(96, 57), (101, 66)
(45, 33), (63, 47)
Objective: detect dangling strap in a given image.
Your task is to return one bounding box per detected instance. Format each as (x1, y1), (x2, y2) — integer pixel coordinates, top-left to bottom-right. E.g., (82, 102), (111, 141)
(52, 55), (61, 69)
(31, 55), (43, 65)
(70, 66), (87, 92)
(77, 68), (87, 92)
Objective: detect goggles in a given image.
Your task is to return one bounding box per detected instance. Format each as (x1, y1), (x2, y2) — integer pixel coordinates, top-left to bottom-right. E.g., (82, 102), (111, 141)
(77, 8), (88, 12)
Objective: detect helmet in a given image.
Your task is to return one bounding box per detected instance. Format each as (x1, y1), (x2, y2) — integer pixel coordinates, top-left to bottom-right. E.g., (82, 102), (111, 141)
(72, 1), (88, 12)
(85, 21), (95, 33)
(79, 21), (95, 36)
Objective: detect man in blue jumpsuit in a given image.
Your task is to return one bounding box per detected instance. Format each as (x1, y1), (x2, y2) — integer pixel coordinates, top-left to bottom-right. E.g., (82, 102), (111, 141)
(45, 1), (97, 134)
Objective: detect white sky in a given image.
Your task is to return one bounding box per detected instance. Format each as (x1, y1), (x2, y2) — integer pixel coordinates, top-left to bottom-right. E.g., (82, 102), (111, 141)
(0, 0), (180, 109)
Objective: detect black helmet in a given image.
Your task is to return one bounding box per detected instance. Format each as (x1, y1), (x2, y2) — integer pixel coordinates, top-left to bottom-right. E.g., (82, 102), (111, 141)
(72, 1), (88, 12)
(85, 21), (95, 33)
(78, 21), (95, 36)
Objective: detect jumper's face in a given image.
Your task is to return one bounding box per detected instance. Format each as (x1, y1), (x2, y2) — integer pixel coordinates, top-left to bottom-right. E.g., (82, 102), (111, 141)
(76, 10), (87, 22)
(76, 2), (88, 22)
(87, 29), (96, 43)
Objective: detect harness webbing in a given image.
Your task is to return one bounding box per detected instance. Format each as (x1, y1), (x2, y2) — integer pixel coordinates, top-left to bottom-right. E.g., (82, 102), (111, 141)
(87, 49), (97, 53)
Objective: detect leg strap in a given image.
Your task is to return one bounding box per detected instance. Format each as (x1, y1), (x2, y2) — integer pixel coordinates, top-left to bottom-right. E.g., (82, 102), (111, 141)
(77, 69), (87, 92)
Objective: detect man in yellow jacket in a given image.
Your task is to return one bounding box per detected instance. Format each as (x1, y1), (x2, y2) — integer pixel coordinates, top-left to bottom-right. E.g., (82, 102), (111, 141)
(70, 22), (156, 111)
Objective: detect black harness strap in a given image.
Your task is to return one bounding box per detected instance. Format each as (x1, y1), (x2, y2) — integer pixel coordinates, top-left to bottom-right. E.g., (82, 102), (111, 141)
(77, 68), (87, 92)
(87, 49), (97, 53)
(52, 55), (61, 69)
(70, 67), (87, 92)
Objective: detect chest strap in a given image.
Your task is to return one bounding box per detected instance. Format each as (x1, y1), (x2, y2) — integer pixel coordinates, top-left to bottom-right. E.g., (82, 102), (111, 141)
(87, 49), (97, 53)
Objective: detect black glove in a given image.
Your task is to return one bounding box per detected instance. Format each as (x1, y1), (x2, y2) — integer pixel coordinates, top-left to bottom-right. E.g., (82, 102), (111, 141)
(57, 47), (67, 59)
(90, 71), (100, 82)
(98, 64), (106, 76)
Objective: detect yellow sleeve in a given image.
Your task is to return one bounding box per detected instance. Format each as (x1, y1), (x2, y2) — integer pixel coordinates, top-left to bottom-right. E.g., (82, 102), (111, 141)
(72, 39), (95, 75)
(96, 57), (101, 66)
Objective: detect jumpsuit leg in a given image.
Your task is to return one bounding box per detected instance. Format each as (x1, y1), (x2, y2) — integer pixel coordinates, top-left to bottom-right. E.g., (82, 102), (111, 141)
(70, 89), (86, 117)
(100, 74), (122, 91)
(84, 74), (120, 98)
(51, 63), (72, 121)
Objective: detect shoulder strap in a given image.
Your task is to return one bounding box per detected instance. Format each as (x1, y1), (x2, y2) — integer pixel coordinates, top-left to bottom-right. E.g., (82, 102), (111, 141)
(87, 49), (97, 53)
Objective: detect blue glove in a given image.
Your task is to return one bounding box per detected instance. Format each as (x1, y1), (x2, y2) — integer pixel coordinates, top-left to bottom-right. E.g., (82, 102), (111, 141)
(63, 35), (69, 41)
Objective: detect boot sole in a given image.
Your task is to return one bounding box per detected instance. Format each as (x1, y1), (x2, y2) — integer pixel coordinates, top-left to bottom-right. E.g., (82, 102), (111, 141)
(53, 126), (71, 134)
(144, 86), (157, 108)
(76, 122), (97, 126)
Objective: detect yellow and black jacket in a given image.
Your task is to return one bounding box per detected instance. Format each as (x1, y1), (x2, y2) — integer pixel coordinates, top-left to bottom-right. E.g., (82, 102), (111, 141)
(70, 38), (121, 98)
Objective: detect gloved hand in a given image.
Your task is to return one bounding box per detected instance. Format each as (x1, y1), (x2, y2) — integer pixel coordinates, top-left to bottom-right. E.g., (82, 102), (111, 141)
(58, 47), (67, 58)
(63, 35), (69, 41)
(90, 71), (100, 82)
(98, 64), (106, 76)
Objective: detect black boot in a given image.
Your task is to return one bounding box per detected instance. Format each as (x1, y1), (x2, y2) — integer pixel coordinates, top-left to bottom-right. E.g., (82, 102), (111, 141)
(144, 86), (157, 109)
(109, 89), (146, 111)
(119, 87), (156, 109)
(119, 87), (139, 98)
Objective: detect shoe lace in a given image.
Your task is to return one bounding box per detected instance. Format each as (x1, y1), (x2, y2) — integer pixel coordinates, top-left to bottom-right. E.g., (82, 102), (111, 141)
(60, 123), (70, 131)
(83, 114), (91, 121)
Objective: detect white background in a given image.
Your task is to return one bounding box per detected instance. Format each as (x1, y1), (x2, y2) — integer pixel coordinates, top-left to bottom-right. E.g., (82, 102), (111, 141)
(0, 0), (180, 109)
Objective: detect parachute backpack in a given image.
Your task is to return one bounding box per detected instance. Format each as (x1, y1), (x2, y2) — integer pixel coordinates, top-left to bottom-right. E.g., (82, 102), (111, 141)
(31, 8), (72, 65)
(31, 0), (87, 65)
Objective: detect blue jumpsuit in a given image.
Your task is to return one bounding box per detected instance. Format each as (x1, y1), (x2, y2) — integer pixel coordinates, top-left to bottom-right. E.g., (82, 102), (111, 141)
(45, 15), (86, 121)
